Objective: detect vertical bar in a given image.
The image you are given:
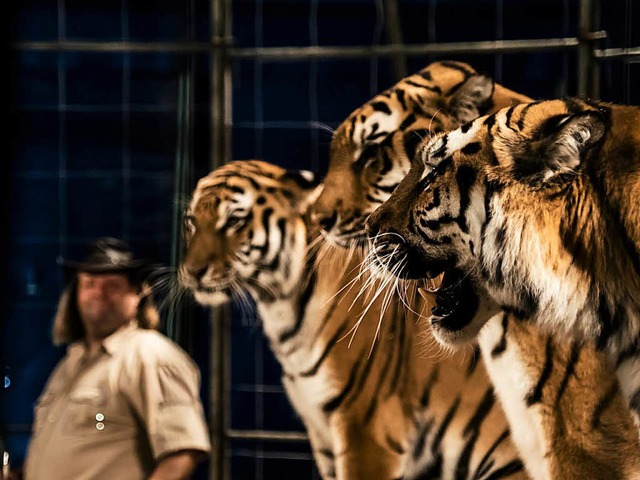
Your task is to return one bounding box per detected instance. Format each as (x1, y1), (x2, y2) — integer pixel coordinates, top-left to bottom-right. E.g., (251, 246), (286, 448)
(578, 0), (593, 97)
(383, 0), (407, 80)
(121, 0), (131, 245)
(369, 0), (383, 95)
(57, 0), (68, 259)
(590, 0), (601, 98)
(254, 0), (264, 160)
(309, 0), (320, 172)
(253, 1), (265, 479)
(494, 0), (504, 83)
(168, 72), (191, 343)
(623, 0), (632, 103)
(561, 0), (570, 96)
(211, 0), (231, 169)
(252, 0), (263, 442)
(209, 305), (231, 480)
(210, 1), (232, 479)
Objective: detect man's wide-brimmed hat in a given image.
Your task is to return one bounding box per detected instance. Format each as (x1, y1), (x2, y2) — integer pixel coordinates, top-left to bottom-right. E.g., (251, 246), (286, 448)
(58, 237), (150, 276)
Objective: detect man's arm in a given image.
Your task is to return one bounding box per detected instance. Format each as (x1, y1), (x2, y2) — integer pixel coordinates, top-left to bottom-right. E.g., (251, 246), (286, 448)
(148, 450), (203, 480)
(122, 335), (211, 477)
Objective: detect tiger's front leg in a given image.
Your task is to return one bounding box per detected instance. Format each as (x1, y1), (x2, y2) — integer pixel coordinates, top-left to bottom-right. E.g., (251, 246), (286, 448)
(331, 417), (406, 480)
(333, 441), (405, 480)
(306, 428), (338, 479)
(311, 448), (338, 480)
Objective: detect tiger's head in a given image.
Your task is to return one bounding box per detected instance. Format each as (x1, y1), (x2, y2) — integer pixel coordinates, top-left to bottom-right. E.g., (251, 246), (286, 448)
(180, 160), (320, 306)
(312, 60), (531, 247)
(367, 98), (621, 346)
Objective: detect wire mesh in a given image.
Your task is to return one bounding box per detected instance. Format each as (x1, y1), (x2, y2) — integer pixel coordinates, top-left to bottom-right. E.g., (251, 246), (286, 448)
(4, 0), (640, 479)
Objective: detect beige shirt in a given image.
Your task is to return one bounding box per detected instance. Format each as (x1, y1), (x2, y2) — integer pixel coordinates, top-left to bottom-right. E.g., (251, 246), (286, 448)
(24, 323), (211, 480)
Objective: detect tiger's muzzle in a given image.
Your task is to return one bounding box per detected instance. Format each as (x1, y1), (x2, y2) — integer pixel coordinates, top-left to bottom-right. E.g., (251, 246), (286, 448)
(368, 209), (481, 340)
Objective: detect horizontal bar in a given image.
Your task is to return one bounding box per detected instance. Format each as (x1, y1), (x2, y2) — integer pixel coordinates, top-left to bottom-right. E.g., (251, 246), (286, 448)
(13, 37), (581, 59)
(227, 429), (309, 442)
(594, 47), (640, 59)
(232, 38), (580, 60)
(11, 40), (229, 53)
(231, 449), (314, 461)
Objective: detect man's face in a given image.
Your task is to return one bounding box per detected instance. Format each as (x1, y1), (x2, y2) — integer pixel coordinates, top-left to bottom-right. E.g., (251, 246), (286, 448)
(76, 272), (139, 341)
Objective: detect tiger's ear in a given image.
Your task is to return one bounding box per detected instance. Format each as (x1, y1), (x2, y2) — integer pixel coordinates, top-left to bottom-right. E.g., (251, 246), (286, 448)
(514, 111), (606, 183)
(449, 75), (495, 124)
(280, 170), (323, 213)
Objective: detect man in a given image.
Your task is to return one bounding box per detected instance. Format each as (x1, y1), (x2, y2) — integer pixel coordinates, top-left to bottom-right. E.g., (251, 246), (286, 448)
(24, 237), (211, 480)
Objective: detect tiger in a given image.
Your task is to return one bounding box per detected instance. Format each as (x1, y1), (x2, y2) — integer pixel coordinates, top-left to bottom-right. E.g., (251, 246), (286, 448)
(311, 60), (640, 479)
(179, 159), (526, 480)
(366, 97), (640, 477)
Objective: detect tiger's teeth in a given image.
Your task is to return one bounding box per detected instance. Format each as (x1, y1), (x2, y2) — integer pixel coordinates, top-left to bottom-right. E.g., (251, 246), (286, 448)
(418, 286), (437, 301)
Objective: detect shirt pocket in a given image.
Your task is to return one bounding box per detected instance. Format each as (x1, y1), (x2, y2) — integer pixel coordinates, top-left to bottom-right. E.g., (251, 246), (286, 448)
(32, 392), (55, 434)
(62, 385), (136, 437)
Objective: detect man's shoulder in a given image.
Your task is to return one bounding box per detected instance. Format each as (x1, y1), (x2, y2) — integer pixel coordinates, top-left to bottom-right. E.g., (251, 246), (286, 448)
(124, 329), (193, 365)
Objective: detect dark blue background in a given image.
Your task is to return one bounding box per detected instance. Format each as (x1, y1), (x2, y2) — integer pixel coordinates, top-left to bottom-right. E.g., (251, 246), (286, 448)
(2, 0), (638, 479)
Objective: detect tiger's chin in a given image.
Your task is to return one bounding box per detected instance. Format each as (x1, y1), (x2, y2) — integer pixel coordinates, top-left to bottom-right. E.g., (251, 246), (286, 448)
(426, 269), (499, 347)
(193, 290), (231, 307)
(430, 313), (488, 347)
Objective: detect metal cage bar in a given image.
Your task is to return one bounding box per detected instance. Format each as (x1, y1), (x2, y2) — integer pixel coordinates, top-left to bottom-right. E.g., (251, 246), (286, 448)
(209, 0), (233, 478)
(15, 38), (640, 61)
(15, 36), (580, 56)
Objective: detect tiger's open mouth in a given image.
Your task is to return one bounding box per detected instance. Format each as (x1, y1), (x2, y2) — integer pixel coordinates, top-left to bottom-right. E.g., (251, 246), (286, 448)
(429, 269), (479, 332)
(372, 241), (479, 332)
(199, 285), (231, 294)
(198, 280), (233, 295)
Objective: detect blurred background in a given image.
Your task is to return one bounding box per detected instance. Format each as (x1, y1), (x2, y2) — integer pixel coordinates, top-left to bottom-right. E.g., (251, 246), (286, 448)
(1, 0), (638, 479)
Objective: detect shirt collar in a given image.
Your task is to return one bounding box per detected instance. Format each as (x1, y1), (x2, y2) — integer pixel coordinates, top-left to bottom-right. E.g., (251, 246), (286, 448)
(66, 321), (138, 357)
(102, 321), (138, 355)
(66, 340), (86, 359)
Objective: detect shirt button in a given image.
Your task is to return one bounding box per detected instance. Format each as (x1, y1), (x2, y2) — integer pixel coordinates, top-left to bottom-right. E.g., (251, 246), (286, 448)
(48, 415), (56, 423)
(96, 422), (105, 431)
(95, 413), (105, 421)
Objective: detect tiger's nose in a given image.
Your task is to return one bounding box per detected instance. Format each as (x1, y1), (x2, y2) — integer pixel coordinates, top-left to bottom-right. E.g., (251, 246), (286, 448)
(367, 221), (380, 239)
(186, 265), (208, 281)
(313, 210), (338, 233)
(366, 208), (388, 239)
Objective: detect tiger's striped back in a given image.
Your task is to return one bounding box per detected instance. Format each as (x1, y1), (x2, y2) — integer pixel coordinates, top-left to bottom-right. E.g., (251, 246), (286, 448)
(180, 160), (526, 479)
